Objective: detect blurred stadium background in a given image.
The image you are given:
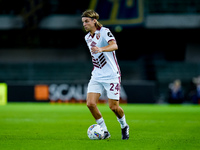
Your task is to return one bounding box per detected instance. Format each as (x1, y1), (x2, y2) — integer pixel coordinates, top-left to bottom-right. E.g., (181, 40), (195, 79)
(0, 0), (200, 104)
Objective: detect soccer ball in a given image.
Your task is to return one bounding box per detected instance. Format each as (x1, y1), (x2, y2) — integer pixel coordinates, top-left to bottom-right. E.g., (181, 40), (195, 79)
(87, 124), (104, 140)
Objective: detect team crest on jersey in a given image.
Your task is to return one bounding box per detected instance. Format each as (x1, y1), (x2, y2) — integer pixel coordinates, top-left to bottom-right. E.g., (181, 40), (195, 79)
(96, 33), (100, 40)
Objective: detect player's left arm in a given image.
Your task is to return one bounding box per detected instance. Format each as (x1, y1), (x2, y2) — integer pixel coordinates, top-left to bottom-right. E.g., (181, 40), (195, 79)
(91, 40), (118, 54)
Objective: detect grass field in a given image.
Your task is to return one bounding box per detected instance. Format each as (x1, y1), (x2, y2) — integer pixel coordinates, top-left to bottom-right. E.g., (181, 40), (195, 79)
(0, 103), (200, 150)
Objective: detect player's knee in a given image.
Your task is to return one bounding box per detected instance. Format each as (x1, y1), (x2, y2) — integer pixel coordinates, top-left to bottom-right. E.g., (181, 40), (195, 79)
(87, 101), (97, 110)
(109, 104), (118, 112)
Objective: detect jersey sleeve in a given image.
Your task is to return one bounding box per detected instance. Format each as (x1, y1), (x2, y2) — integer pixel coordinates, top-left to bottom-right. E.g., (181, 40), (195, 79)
(102, 28), (116, 43)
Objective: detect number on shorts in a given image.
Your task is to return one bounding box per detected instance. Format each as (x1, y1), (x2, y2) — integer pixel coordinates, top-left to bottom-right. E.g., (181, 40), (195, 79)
(110, 83), (120, 91)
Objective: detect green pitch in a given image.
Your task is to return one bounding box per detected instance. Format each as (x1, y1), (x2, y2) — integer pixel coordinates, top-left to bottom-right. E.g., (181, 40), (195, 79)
(0, 103), (200, 150)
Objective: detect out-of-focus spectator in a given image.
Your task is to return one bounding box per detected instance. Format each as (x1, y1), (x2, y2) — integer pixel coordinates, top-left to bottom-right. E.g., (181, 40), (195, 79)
(168, 79), (184, 104)
(189, 76), (200, 104)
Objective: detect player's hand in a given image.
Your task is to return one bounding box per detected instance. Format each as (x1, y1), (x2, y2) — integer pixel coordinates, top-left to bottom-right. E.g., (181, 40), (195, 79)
(91, 46), (102, 54)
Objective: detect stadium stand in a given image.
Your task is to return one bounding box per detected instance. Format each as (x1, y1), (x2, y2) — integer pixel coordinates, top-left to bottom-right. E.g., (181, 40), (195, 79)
(145, 0), (200, 14)
(155, 61), (200, 82)
(0, 62), (92, 83)
(0, 61), (145, 84)
(154, 61), (200, 102)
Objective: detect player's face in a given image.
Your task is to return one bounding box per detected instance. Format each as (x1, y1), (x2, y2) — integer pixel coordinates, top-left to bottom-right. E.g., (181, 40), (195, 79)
(82, 17), (96, 32)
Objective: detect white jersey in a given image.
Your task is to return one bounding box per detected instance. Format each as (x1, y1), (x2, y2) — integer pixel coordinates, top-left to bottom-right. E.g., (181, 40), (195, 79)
(84, 27), (121, 81)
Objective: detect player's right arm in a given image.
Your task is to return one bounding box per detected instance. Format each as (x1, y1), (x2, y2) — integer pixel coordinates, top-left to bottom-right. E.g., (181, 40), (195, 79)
(91, 40), (118, 54)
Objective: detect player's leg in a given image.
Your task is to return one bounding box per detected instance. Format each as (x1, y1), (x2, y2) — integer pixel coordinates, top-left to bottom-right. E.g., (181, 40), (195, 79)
(108, 99), (129, 140)
(103, 77), (129, 140)
(86, 92), (102, 120)
(103, 78), (125, 120)
(108, 99), (128, 129)
(108, 99), (124, 118)
(87, 80), (110, 139)
(87, 92), (110, 139)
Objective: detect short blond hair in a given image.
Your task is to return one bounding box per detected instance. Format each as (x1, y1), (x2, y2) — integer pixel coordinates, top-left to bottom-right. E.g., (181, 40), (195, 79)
(82, 10), (103, 28)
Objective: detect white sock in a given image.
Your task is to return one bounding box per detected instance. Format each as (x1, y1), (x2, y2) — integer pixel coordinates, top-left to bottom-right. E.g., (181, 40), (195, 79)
(96, 117), (108, 132)
(117, 115), (127, 129)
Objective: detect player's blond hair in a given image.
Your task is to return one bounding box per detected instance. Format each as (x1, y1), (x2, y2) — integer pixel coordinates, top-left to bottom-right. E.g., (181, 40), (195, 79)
(81, 10), (103, 28)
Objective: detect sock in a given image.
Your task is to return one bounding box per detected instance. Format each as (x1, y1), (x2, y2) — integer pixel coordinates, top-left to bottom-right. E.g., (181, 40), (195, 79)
(117, 115), (127, 129)
(96, 117), (108, 132)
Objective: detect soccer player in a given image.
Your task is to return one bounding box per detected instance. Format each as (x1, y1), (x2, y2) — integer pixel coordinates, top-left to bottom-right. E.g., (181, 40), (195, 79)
(82, 10), (129, 140)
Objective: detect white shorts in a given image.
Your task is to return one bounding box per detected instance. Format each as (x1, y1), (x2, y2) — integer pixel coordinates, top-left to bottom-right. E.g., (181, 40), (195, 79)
(87, 77), (121, 100)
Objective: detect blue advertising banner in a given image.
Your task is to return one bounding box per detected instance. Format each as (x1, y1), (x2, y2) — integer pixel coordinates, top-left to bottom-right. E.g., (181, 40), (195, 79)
(89, 0), (144, 26)
(7, 81), (156, 103)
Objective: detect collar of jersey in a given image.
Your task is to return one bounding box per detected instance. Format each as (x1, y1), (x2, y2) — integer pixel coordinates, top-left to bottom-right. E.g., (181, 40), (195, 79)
(89, 27), (101, 38)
